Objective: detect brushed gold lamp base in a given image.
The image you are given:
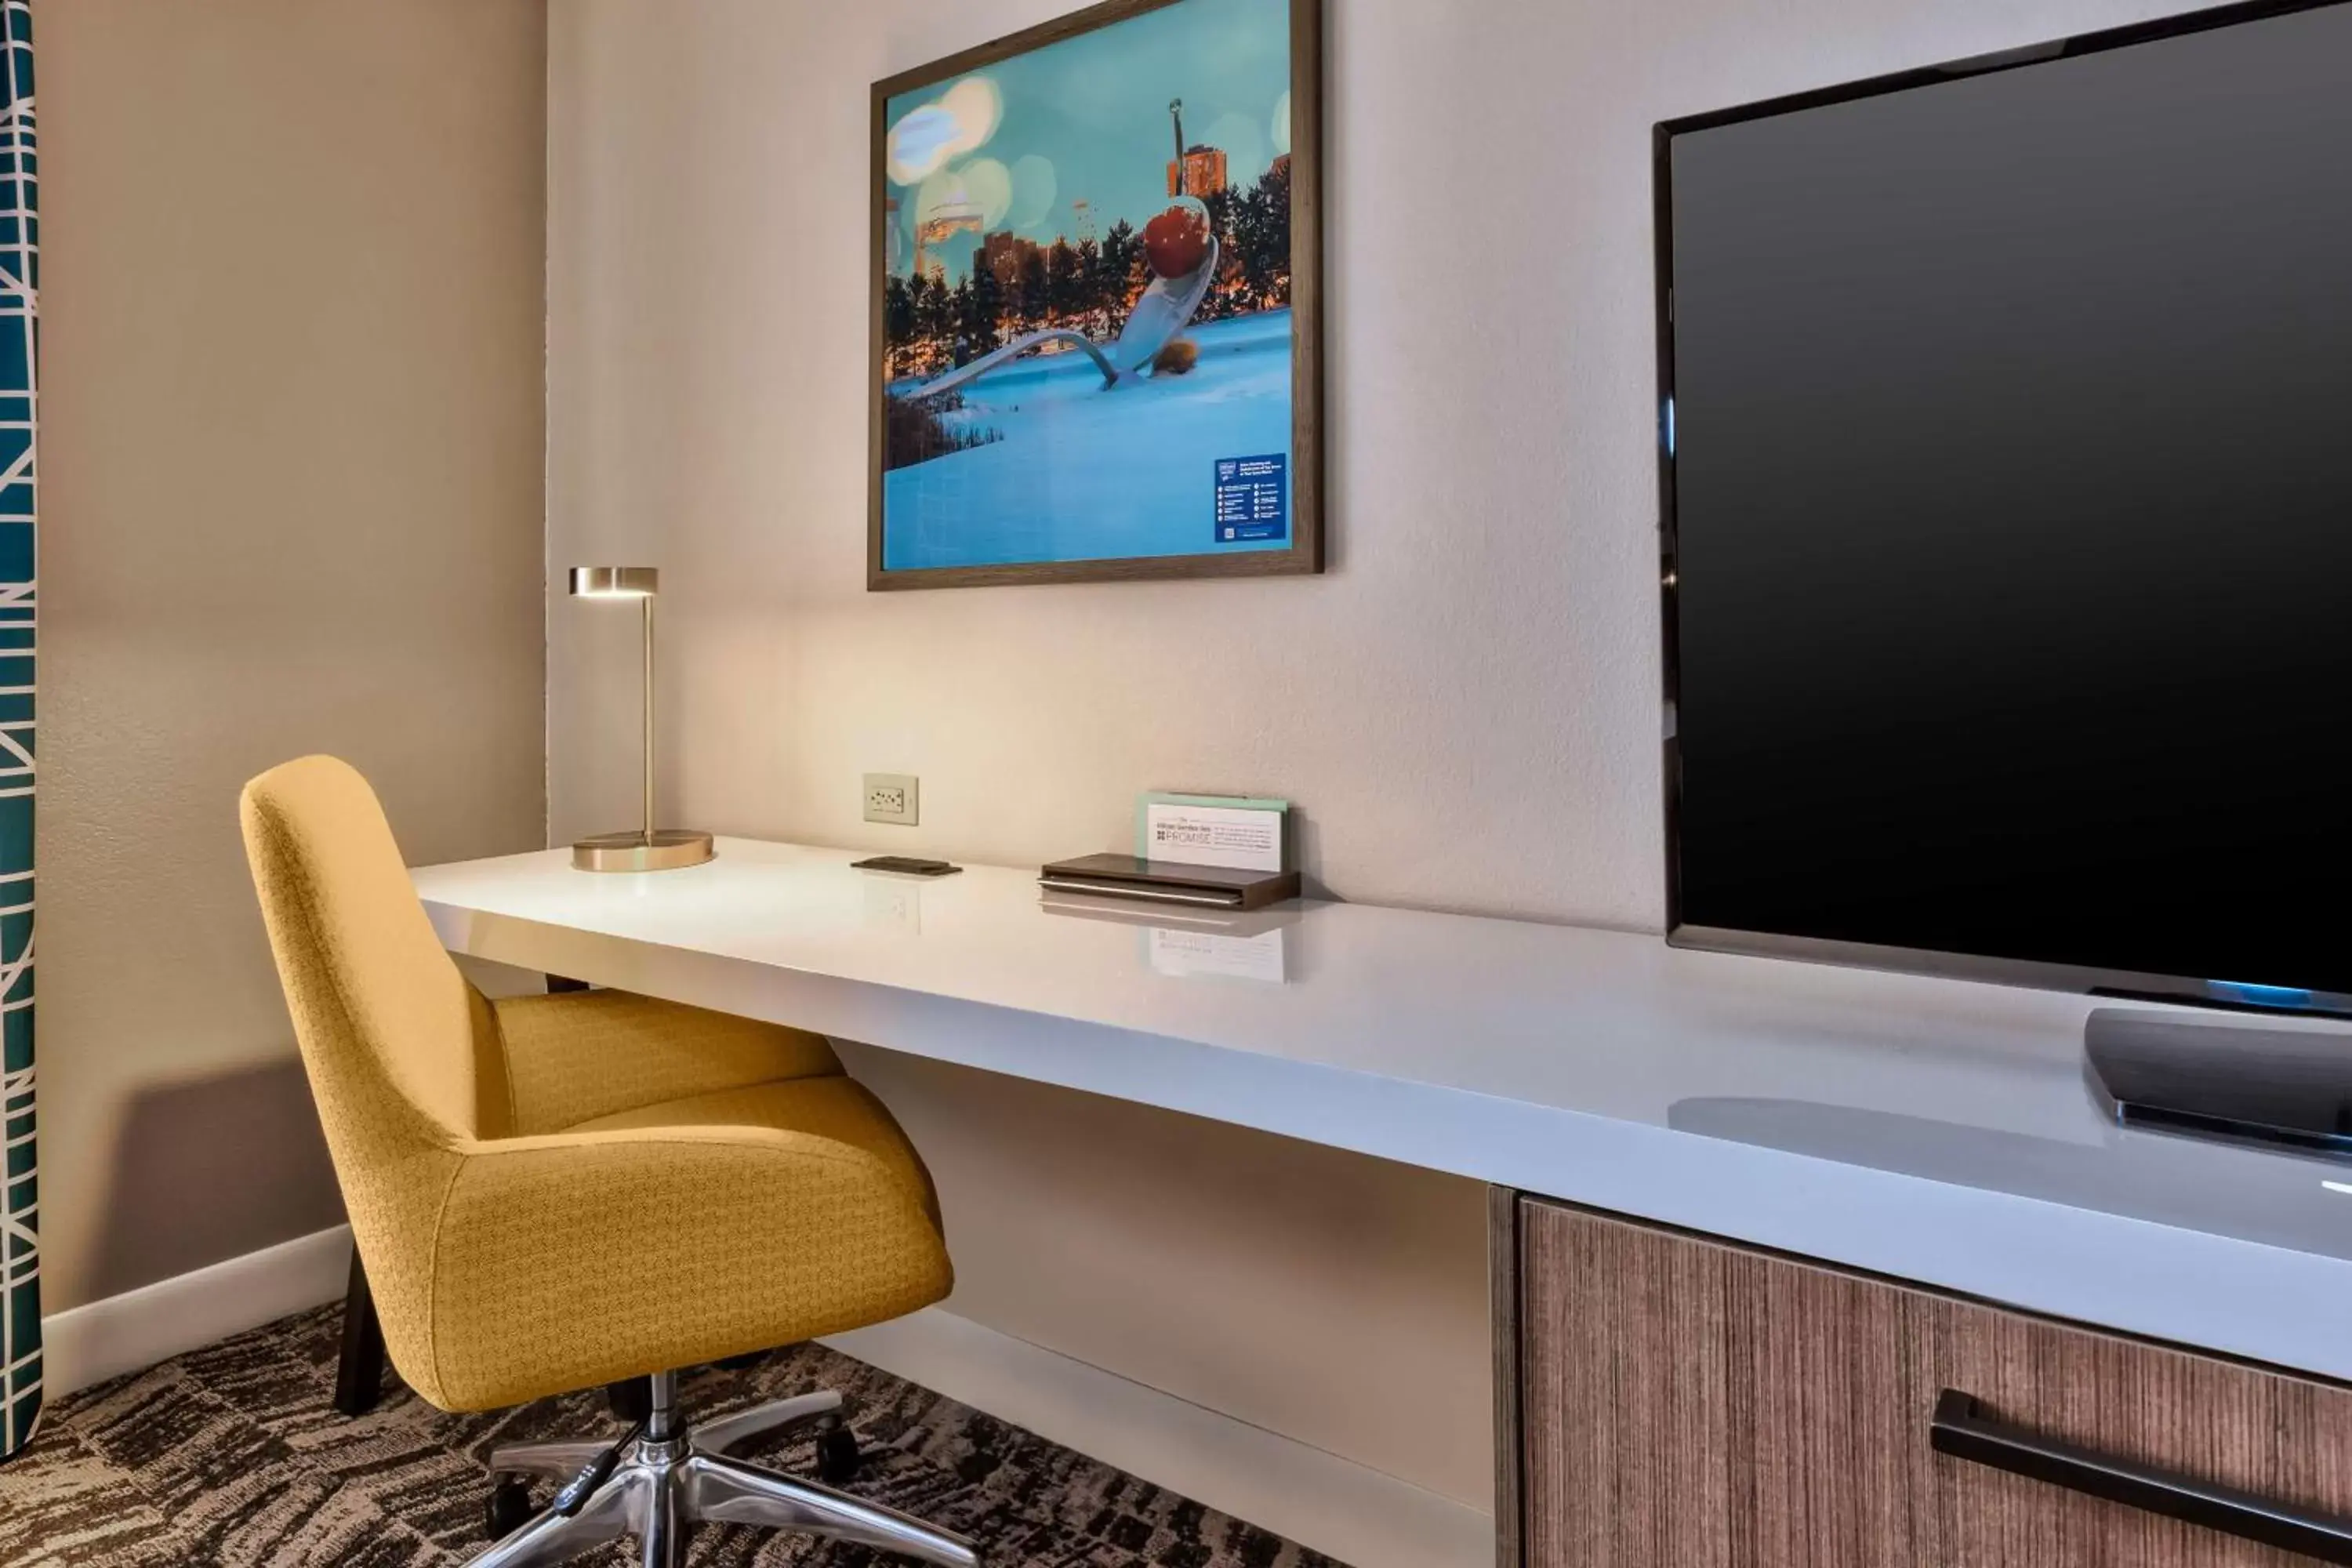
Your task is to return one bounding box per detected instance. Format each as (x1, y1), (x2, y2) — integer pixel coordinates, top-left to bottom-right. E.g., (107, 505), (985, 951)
(572, 829), (716, 873)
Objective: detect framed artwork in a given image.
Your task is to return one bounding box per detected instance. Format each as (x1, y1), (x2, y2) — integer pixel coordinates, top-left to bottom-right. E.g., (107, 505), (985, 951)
(869, 0), (1323, 590)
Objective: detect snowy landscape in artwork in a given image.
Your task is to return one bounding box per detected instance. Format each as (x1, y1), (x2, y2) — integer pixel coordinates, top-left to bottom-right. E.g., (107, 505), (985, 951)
(877, 0), (1301, 575)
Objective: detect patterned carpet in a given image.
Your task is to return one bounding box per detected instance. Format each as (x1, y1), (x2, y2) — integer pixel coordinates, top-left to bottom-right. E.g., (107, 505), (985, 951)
(0, 1302), (1345, 1567)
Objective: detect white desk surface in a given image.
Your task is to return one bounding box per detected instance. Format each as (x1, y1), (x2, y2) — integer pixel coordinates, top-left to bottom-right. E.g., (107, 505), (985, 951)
(416, 838), (2352, 1387)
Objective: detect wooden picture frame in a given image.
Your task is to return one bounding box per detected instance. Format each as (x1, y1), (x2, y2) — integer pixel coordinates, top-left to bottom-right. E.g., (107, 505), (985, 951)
(868, 0), (1323, 590)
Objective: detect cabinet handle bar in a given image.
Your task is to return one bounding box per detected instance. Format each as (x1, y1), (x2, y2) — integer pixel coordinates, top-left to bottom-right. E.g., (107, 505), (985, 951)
(1930, 1388), (2352, 1563)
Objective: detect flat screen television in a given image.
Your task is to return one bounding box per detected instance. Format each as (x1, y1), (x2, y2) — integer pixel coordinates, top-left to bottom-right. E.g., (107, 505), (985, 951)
(1657, 0), (2352, 1016)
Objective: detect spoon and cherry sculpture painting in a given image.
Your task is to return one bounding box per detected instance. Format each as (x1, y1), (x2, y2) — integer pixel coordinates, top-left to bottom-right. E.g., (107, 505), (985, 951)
(908, 198), (1218, 399)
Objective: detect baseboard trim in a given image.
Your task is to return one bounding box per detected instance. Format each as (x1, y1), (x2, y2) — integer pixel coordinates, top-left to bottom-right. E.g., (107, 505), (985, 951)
(42, 1225), (354, 1398)
(822, 1306), (1494, 1568)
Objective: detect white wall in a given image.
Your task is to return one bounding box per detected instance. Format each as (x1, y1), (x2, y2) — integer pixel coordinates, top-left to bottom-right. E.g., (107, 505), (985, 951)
(546, 0), (2205, 1516)
(40, 0), (549, 1312)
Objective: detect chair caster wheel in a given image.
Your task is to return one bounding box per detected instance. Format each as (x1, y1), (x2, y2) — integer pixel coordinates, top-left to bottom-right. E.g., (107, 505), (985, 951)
(485, 1478), (535, 1541)
(816, 1425), (862, 1484)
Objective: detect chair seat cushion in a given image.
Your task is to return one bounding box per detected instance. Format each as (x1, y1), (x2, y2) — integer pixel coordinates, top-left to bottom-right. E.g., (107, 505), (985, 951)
(495, 990), (841, 1135)
(564, 1075), (943, 1227)
(424, 1073), (953, 1409)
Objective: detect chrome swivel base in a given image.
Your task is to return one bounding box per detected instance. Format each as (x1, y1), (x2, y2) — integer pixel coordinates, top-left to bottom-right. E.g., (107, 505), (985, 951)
(470, 1372), (980, 1568)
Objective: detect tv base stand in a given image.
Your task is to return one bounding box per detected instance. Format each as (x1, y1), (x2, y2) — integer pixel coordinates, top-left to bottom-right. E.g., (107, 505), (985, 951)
(2086, 1007), (2352, 1159)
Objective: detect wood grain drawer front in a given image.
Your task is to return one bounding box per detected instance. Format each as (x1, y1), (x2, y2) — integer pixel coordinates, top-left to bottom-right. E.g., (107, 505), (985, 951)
(1516, 1200), (2352, 1567)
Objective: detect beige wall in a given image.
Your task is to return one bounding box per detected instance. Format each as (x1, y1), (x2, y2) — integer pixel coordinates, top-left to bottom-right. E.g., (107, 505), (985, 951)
(546, 0), (2201, 1512)
(38, 0), (549, 1312)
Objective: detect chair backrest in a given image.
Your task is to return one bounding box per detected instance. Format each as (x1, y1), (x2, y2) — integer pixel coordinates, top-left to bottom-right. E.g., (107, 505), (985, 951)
(239, 755), (503, 1381)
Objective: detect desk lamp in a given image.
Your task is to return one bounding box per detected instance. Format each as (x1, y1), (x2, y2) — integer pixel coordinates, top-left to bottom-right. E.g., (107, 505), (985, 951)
(567, 566), (713, 871)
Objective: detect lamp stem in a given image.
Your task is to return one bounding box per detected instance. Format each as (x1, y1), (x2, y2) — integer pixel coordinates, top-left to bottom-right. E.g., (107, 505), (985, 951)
(641, 593), (655, 844)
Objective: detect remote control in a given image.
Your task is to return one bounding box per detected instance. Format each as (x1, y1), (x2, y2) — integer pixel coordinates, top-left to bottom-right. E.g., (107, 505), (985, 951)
(851, 855), (962, 877)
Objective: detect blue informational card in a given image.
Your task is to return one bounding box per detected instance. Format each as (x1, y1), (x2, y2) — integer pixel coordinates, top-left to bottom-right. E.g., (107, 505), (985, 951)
(1213, 453), (1288, 543)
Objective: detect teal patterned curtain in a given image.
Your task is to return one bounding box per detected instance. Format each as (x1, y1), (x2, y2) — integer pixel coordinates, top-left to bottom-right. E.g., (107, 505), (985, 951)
(0, 0), (34, 1461)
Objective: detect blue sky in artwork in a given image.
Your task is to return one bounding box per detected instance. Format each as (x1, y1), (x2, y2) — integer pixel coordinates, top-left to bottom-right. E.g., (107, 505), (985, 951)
(885, 0), (1289, 283)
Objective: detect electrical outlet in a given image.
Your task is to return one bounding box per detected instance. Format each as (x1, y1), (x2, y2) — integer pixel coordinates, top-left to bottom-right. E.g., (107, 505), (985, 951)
(862, 772), (920, 826)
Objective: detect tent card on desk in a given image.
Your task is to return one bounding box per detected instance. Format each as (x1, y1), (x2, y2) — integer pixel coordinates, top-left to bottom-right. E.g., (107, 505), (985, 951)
(1138, 792), (1288, 874)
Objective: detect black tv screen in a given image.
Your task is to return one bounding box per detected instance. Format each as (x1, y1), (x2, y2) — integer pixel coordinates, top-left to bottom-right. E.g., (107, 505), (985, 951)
(1659, 0), (2352, 1011)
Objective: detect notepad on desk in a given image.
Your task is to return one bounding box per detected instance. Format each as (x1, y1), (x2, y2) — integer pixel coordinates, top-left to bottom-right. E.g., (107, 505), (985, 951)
(1039, 852), (1301, 911)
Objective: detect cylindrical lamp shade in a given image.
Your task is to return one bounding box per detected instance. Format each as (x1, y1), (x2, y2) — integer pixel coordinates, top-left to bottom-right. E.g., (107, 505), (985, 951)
(568, 565), (659, 598)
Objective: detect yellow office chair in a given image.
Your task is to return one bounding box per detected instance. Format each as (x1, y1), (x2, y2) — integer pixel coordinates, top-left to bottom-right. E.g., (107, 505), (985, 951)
(239, 755), (979, 1568)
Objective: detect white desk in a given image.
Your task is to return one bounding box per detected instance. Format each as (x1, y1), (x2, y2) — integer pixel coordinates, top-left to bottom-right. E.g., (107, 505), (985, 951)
(416, 837), (2352, 1388)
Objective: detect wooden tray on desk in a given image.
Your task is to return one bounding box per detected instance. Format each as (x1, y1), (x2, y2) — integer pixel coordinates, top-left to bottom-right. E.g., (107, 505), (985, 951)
(1039, 853), (1301, 912)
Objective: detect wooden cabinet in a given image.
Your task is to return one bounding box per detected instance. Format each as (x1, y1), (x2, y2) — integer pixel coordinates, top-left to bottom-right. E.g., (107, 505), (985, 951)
(1494, 1193), (2352, 1567)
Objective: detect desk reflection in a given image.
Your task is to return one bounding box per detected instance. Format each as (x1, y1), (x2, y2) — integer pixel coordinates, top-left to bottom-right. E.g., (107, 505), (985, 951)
(1040, 893), (1296, 983)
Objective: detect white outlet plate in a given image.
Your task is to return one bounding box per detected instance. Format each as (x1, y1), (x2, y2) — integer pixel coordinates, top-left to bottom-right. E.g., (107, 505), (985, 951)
(863, 772), (920, 826)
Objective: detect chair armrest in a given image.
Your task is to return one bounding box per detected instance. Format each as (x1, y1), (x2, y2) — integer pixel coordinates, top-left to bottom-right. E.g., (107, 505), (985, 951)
(419, 1123), (950, 1411)
(492, 989), (840, 1134)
